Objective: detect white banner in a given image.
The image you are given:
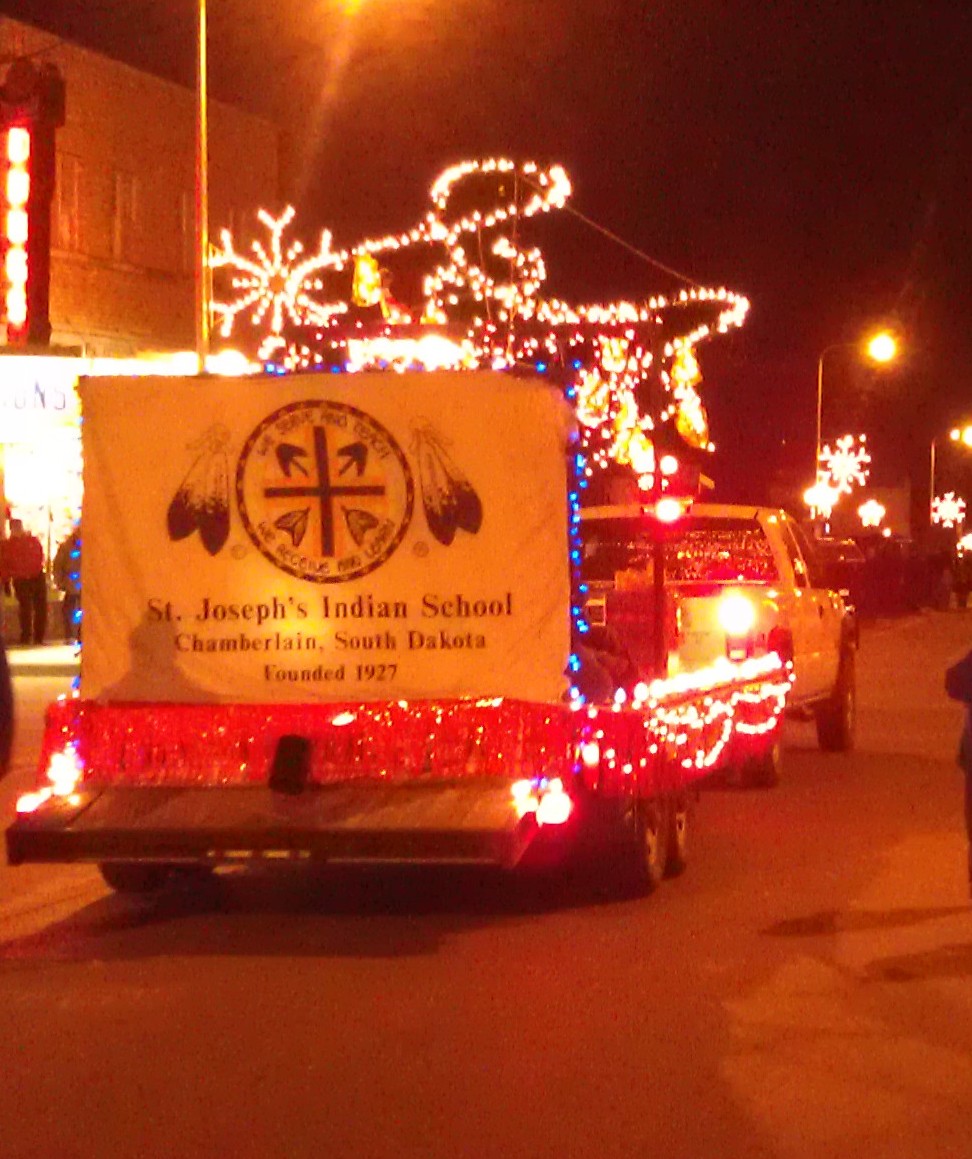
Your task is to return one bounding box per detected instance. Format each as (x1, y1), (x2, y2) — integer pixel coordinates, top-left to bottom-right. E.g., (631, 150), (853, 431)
(80, 370), (573, 704)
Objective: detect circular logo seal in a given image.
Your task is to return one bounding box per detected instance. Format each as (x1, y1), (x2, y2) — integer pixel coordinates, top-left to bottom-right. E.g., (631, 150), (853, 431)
(236, 399), (414, 583)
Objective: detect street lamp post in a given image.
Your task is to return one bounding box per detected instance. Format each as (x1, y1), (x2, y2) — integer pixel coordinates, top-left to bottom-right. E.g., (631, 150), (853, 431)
(931, 422), (972, 521)
(815, 331), (897, 481)
(930, 437), (937, 520)
(195, 0), (211, 368)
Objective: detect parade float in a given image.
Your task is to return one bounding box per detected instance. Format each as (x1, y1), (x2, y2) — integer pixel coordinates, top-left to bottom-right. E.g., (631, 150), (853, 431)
(7, 159), (790, 893)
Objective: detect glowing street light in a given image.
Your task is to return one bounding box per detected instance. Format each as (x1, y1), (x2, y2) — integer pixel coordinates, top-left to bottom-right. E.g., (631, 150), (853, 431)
(951, 423), (972, 449)
(866, 331), (897, 363)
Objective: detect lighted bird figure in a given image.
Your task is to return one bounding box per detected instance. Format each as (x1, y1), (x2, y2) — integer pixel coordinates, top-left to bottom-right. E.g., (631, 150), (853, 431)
(857, 499), (886, 528)
(931, 492), (967, 529)
(210, 207), (348, 360)
(209, 158), (751, 486)
(819, 434), (871, 495)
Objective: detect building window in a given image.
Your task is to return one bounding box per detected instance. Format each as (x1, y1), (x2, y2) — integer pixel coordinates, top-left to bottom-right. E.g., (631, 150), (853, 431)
(54, 152), (82, 251)
(112, 171), (139, 262)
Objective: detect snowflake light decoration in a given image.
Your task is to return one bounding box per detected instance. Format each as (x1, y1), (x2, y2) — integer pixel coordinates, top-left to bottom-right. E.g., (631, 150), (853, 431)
(931, 492), (966, 528)
(210, 207), (347, 359)
(857, 499), (886, 528)
(819, 434), (870, 495)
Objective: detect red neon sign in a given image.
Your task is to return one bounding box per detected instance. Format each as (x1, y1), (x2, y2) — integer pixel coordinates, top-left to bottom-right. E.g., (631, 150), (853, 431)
(3, 124), (30, 342)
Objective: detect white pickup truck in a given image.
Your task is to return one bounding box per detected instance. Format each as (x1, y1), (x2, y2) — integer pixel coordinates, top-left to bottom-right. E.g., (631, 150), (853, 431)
(580, 502), (858, 785)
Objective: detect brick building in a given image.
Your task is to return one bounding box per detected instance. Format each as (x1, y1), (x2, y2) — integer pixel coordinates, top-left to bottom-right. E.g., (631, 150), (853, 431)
(0, 15), (280, 355)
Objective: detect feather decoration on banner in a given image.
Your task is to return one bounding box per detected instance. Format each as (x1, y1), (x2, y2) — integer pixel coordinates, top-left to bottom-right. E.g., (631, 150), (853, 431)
(166, 425), (232, 556)
(412, 423), (483, 546)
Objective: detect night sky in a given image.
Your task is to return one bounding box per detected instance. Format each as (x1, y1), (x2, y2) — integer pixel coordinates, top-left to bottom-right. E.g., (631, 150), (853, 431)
(5, 0), (972, 506)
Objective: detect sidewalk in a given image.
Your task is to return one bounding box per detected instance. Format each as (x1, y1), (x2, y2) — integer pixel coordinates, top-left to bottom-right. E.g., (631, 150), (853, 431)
(4, 642), (80, 679)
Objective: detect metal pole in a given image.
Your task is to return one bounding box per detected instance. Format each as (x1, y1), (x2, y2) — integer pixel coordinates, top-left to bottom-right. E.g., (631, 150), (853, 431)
(652, 531), (667, 678)
(195, 0), (211, 369)
(929, 438), (936, 521)
(815, 353), (824, 483)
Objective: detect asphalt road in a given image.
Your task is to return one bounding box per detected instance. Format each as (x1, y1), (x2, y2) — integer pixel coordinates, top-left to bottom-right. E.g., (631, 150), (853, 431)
(1, 612), (971, 1159)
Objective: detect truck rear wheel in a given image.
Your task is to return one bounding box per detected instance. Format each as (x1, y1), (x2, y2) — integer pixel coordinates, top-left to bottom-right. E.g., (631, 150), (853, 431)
(744, 737), (782, 789)
(98, 862), (171, 895)
(816, 648), (856, 752)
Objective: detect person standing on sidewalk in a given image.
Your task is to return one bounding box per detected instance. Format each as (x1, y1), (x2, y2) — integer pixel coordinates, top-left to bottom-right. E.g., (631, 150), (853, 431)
(0, 518), (47, 646)
(945, 646), (972, 897)
(0, 636), (12, 779)
(52, 523), (81, 643)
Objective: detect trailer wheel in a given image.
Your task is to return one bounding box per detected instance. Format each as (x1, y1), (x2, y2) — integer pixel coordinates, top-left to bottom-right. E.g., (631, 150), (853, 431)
(816, 648), (856, 753)
(626, 796), (670, 893)
(98, 862), (171, 895)
(664, 793), (692, 877)
(744, 737), (782, 789)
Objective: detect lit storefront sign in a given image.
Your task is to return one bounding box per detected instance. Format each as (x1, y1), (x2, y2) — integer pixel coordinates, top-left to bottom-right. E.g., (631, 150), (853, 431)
(0, 355), (84, 551)
(0, 351), (257, 550)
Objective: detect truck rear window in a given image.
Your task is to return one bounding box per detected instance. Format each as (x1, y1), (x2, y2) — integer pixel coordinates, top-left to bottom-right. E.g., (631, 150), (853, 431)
(582, 516), (780, 584)
(667, 519), (779, 583)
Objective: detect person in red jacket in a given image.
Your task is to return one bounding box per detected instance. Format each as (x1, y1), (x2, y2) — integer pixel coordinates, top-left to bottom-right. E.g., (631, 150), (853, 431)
(0, 518), (47, 646)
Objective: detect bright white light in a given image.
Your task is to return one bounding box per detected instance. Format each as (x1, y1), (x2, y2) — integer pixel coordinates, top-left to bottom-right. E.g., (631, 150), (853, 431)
(867, 332), (897, 363)
(718, 592), (757, 637)
(535, 779), (572, 826)
(655, 497), (684, 523)
(804, 480), (840, 517)
(6, 126), (30, 165)
(579, 741), (600, 768)
(931, 492), (966, 529)
(16, 788), (52, 814)
(46, 745), (84, 796)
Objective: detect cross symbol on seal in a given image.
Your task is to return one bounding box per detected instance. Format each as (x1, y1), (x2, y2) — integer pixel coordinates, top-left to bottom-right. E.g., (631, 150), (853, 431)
(263, 425), (385, 557)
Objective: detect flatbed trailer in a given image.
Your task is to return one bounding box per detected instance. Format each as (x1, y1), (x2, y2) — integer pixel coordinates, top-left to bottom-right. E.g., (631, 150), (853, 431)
(6, 363), (789, 894)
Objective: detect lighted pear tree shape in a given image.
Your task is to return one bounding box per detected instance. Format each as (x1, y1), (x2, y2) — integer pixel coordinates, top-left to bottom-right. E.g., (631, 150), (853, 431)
(857, 498), (886, 529)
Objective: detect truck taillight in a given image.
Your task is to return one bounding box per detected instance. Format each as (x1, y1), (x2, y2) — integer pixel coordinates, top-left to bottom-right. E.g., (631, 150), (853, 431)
(511, 776), (573, 826)
(15, 743), (84, 814)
